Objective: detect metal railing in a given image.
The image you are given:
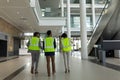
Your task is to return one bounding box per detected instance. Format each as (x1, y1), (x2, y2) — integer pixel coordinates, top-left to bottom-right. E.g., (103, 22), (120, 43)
(91, 0), (110, 36)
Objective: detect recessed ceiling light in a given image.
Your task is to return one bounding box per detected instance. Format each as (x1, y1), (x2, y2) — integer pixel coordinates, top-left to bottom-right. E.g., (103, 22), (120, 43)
(7, 0), (10, 3)
(23, 20), (27, 22)
(20, 17), (27, 20)
(17, 12), (20, 14)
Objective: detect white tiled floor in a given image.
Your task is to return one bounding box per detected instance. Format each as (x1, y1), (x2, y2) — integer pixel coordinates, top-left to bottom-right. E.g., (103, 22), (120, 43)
(0, 52), (120, 80)
(106, 58), (120, 66)
(0, 56), (30, 80)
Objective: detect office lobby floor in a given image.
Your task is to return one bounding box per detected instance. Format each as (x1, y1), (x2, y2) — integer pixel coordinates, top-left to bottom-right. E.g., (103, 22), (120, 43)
(0, 51), (120, 80)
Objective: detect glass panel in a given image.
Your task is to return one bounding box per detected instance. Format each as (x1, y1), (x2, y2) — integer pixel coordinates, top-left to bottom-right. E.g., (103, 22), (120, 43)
(72, 16), (80, 28)
(41, 8), (61, 17)
(72, 0), (92, 4)
(71, 15), (92, 31)
(86, 16), (93, 31)
(95, 0), (106, 4)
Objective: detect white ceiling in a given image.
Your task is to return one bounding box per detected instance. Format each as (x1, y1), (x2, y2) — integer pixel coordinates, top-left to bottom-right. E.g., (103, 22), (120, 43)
(0, 0), (62, 37)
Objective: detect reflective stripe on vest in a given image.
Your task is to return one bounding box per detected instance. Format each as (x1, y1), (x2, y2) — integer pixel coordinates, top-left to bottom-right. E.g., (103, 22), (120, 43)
(28, 37), (40, 50)
(44, 37), (55, 52)
(61, 38), (71, 52)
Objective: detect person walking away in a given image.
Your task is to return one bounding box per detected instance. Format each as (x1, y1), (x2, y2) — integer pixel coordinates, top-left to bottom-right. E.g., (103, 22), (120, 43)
(27, 32), (41, 74)
(61, 33), (72, 73)
(43, 30), (56, 77)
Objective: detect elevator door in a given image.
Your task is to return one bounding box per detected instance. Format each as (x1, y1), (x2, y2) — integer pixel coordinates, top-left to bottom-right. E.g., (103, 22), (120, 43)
(0, 40), (7, 57)
(14, 37), (21, 56)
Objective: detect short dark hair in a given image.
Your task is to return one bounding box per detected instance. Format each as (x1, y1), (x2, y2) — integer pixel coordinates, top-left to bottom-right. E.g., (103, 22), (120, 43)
(47, 30), (52, 36)
(33, 32), (40, 36)
(61, 33), (67, 38)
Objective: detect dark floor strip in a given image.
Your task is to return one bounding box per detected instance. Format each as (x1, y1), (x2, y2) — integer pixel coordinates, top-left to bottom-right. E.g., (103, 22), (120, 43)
(0, 60), (7, 62)
(89, 59), (120, 72)
(3, 65), (26, 80)
(0, 56), (18, 63)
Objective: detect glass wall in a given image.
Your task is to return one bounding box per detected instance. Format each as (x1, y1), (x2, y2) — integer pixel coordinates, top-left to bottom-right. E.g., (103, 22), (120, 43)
(71, 15), (93, 31)
(41, 0), (108, 17)
(71, 0), (92, 4)
(72, 0), (107, 4)
(71, 16), (80, 28)
(41, 8), (61, 17)
(95, 0), (107, 4)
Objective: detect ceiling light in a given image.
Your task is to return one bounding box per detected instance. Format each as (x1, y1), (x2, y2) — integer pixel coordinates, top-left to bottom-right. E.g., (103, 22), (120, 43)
(23, 20), (27, 22)
(20, 17), (27, 20)
(7, 0), (10, 3)
(30, 0), (35, 7)
(17, 12), (20, 15)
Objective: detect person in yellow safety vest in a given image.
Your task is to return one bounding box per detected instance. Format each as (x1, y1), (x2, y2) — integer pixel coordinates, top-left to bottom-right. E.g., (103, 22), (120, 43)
(61, 33), (72, 73)
(27, 32), (41, 74)
(43, 30), (56, 77)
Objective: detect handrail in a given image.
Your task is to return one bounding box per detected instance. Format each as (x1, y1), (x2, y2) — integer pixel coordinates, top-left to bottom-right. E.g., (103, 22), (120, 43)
(91, 0), (110, 35)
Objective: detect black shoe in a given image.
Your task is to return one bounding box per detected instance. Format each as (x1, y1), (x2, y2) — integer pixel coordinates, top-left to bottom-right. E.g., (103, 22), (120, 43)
(35, 71), (38, 74)
(65, 70), (67, 73)
(68, 69), (70, 73)
(31, 67), (34, 74)
(48, 74), (51, 77)
(52, 70), (56, 75)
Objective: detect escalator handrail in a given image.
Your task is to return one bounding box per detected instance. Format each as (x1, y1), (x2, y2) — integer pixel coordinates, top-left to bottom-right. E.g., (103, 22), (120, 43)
(92, 0), (110, 35)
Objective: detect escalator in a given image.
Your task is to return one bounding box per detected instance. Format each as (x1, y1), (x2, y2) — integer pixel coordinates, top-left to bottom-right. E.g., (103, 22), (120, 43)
(88, 0), (120, 55)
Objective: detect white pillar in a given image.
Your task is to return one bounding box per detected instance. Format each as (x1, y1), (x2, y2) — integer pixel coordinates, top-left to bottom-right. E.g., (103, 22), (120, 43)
(62, 26), (65, 33)
(61, 0), (64, 17)
(67, 0), (71, 38)
(80, 0), (88, 59)
(21, 40), (24, 48)
(61, 0), (65, 33)
(92, 0), (96, 28)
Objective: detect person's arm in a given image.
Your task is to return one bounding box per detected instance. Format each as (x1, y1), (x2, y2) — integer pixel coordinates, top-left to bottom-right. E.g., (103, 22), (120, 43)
(38, 39), (43, 49)
(54, 39), (56, 48)
(60, 39), (63, 49)
(43, 40), (45, 50)
(26, 40), (30, 47)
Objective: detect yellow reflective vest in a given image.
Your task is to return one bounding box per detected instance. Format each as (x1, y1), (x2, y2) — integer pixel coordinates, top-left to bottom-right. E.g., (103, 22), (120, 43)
(44, 37), (55, 52)
(28, 37), (40, 50)
(61, 38), (71, 52)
